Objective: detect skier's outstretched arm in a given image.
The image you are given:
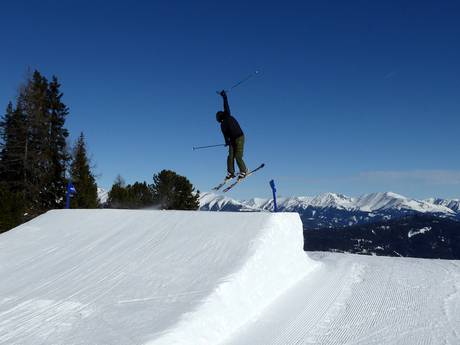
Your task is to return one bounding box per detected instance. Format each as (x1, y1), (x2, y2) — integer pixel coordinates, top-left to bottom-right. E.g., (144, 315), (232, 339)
(220, 90), (231, 115)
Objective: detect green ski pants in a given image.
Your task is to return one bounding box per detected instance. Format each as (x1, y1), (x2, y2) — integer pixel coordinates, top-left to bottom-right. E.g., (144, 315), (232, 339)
(227, 135), (247, 174)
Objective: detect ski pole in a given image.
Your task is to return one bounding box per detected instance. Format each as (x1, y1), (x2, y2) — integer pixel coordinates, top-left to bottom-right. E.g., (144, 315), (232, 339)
(229, 70), (260, 91)
(216, 70), (260, 94)
(193, 143), (226, 151)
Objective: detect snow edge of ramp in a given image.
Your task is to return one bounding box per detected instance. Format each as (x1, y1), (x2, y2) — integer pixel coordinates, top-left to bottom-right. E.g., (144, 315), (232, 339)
(147, 212), (320, 345)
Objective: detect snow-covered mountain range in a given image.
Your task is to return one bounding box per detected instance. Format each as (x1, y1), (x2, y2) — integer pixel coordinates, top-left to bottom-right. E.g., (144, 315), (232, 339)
(200, 192), (460, 229)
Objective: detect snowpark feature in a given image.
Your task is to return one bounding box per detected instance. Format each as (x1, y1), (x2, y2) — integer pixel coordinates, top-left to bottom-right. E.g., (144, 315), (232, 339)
(0, 210), (317, 345)
(0, 210), (459, 344)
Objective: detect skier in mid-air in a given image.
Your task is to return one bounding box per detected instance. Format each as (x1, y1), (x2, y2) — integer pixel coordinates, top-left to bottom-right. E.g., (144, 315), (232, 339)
(216, 90), (248, 181)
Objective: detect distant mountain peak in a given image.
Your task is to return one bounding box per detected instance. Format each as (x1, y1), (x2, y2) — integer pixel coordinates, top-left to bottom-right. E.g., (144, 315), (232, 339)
(310, 192), (355, 210)
(199, 192), (260, 212)
(354, 192), (453, 214)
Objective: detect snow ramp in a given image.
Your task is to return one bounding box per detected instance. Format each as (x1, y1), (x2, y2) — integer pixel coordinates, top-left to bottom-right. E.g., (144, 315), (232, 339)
(0, 210), (318, 345)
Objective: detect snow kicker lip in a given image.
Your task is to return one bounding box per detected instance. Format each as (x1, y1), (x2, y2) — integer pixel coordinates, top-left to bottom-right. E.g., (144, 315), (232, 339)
(145, 212), (319, 345)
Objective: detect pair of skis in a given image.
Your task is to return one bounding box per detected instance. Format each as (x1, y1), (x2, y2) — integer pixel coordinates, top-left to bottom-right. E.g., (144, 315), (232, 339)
(212, 163), (265, 193)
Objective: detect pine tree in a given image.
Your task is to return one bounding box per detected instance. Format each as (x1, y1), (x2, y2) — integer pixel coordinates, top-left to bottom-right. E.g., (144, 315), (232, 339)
(107, 177), (154, 209)
(151, 170), (200, 210)
(5, 71), (72, 215)
(22, 71), (50, 213)
(46, 76), (70, 208)
(0, 102), (26, 232)
(69, 133), (98, 208)
(126, 182), (154, 208)
(108, 175), (129, 208)
(0, 102), (27, 192)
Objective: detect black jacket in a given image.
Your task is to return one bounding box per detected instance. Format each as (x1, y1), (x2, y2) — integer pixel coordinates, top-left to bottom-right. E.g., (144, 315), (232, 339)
(220, 94), (244, 145)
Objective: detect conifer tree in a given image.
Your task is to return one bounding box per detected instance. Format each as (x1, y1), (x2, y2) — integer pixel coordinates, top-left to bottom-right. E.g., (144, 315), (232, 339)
(8, 71), (71, 214)
(126, 182), (154, 208)
(0, 103), (26, 232)
(108, 175), (129, 208)
(107, 177), (154, 209)
(21, 71), (50, 213)
(69, 133), (98, 208)
(0, 102), (27, 192)
(46, 76), (70, 208)
(151, 170), (200, 210)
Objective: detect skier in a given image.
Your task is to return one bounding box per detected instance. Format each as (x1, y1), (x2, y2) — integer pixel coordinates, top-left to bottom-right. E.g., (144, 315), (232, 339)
(216, 90), (248, 181)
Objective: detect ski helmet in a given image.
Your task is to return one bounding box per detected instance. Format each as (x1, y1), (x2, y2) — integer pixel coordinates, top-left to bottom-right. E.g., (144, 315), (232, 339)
(216, 111), (225, 122)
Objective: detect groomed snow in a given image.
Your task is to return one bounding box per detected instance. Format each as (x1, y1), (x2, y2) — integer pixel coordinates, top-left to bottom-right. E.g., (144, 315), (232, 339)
(225, 252), (460, 345)
(0, 209), (317, 345)
(1, 210), (459, 345)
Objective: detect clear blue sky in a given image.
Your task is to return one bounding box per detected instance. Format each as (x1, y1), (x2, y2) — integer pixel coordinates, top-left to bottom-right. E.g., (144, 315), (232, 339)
(1, 0), (459, 200)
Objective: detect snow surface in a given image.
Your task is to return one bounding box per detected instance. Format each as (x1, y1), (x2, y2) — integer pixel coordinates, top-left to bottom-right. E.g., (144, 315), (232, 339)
(0, 210), (316, 345)
(1, 210), (459, 345)
(225, 252), (460, 345)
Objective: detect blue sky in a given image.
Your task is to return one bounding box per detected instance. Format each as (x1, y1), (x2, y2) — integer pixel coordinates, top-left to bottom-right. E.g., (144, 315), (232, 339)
(1, 0), (459, 200)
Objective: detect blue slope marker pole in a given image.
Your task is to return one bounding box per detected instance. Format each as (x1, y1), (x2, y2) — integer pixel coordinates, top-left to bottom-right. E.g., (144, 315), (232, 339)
(66, 181), (77, 209)
(269, 180), (278, 213)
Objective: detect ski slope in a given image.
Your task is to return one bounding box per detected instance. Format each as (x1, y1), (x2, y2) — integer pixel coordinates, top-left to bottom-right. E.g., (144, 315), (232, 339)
(225, 253), (460, 345)
(0, 210), (317, 345)
(0, 210), (459, 345)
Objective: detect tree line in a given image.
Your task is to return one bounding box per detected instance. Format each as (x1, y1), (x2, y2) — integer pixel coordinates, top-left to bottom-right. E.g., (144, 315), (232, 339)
(107, 170), (200, 210)
(0, 70), (199, 234)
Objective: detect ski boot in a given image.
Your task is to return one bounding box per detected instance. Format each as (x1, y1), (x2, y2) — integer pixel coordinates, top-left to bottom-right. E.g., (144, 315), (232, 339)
(225, 172), (236, 181)
(237, 171), (247, 180)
